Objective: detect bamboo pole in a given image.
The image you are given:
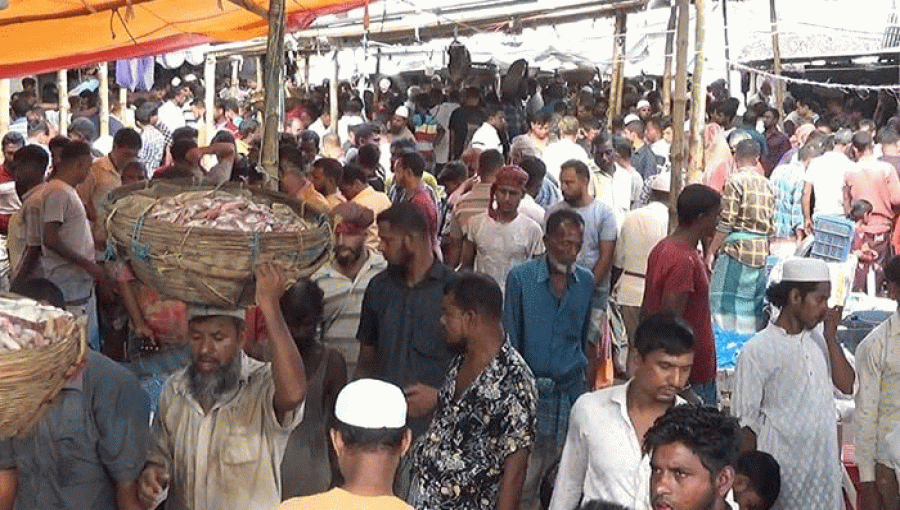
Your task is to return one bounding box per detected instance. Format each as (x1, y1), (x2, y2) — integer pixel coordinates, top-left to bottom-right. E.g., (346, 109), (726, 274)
(119, 87), (129, 127)
(259, 0), (286, 190)
(688, 0), (708, 182)
(769, 0), (784, 117)
(231, 57), (240, 97)
(661, 4), (677, 115)
(57, 70), (69, 136)
(607, 11), (626, 128)
(722, 0), (731, 91)
(256, 56), (263, 91)
(669, 0), (690, 230)
(330, 46), (340, 136)
(99, 62), (110, 137)
(204, 55), (216, 147)
(0, 79), (9, 136)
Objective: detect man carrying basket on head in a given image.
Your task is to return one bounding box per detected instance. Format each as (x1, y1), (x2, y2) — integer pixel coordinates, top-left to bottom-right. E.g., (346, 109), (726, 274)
(137, 263), (307, 510)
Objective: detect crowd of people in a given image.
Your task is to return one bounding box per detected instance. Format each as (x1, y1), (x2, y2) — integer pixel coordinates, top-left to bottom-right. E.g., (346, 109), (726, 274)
(0, 66), (899, 510)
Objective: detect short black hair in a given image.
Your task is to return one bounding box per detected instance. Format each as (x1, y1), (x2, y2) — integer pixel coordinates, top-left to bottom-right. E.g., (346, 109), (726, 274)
(478, 149), (504, 177)
(12, 278), (65, 308)
(546, 209), (584, 236)
(578, 502), (631, 510)
(529, 109), (553, 126)
(135, 101), (159, 124)
(396, 151), (425, 177)
(341, 163), (367, 186)
(280, 279), (324, 333)
(334, 421), (407, 452)
(357, 143), (380, 168)
(68, 117), (95, 141)
(48, 135), (69, 151)
(1, 131), (25, 148)
(560, 159), (590, 181)
(644, 404), (740, 478)
(634, 313), (695, 357)
(313, 157), (343, 183)
(211, 130), (236, 145)
(60, 140), (91, 163)
(849, 199), (873, 222)
(437, 161), (468, 185)
(852, 130), (874, 153)
(519, 156), (547, 189)
(444, 272), (502, 319)
(878, 127), (900, 146)
(171, 126), (199, 144)
(613, 135), (633, 159)
(170, 138), (198, 164)
(886, 256), (900, 286)
(299, 130), (320, 151)
(113, 128), (142, 151)
(279, 144), (304, 170)
(736, 451), (781, 510)
(677, 184), (721, 226)
(377, 201), (428, 236)
(12, 145), (49, 174)
(734, 138), (760, 161)
(765, 280), (821, 308)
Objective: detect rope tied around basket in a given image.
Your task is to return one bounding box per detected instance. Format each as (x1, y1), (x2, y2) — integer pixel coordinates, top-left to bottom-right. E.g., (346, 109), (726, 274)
(130, 214), (151, 262)
(250, 231), (261, 273)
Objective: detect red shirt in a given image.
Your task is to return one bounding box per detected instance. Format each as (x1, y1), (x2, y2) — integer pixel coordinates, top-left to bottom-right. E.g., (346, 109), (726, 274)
(407, 185), (439, 249)
(642, 236), (716, 384)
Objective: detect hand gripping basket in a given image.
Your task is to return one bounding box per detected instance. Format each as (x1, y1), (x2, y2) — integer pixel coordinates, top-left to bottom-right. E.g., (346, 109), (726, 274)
(0, 295), (87, 439)
(103, 180), (333, 308)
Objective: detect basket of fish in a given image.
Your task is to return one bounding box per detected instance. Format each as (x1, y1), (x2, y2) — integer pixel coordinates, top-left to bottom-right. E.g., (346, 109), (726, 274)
(104, 180), (332, 307)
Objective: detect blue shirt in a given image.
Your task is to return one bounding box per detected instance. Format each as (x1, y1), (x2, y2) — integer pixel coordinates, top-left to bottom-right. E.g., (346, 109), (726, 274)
(770, 161), (805, 238)
(504, 256), (593, 445)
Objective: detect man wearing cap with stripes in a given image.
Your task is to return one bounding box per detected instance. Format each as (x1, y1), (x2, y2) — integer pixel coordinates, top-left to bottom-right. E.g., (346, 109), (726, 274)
(732, 257), (854, 510)
(280, 379), (413, 510)
(137, 263), (307, 510)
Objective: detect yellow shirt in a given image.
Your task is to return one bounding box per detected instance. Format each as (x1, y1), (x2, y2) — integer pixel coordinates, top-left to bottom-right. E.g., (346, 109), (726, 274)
(296, 181), (331, 214)
(351, 186), (392, 251)
(324, 192), (346, 209)
(280, 488), (412, 510)
(76, 156), (120, 222)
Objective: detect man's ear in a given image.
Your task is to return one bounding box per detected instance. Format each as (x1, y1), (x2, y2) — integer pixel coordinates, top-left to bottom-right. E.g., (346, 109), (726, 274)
(716, 465), (736, 500)
(400, 428), (413, 457)
(732, 473), (749, 494)
(330, 428), (345, 457)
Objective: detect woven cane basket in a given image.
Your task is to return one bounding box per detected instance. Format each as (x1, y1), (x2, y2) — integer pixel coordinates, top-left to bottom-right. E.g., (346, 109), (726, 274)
(0, 295), (87, 439)
(104, 180), (333, 308)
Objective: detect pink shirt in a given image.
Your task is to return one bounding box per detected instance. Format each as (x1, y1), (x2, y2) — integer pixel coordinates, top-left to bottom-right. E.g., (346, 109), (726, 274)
(845, 157), (900, 233)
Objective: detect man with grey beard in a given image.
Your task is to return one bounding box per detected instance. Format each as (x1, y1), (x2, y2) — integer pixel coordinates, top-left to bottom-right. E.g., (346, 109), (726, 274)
(137, 263), (307, 510)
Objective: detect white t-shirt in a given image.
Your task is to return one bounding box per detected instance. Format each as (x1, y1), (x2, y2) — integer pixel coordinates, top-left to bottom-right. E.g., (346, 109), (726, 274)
(470, 123), (502, 153)
(465, 212), (544, 291)
(431, 102), (460, 164)
(39, 179), (94, 284)
(158, 100), (186, 132)
(610, 164), (644, 229)
(804, 151), (855, 217)
(542, 139), (591, 183)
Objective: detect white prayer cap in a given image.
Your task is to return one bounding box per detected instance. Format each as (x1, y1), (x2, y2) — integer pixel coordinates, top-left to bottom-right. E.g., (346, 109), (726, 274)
(781, 257), (830, 283)
(335, 379), (407, 429)
(623, 113), (641, 125)
(187, 304), (246, 320)
(394, 105), (410, 119)
(651, 171), (671, 192)
(184, 73), (197, 83)
(637, 99), (651, 109)
(379, 77), (391, 90)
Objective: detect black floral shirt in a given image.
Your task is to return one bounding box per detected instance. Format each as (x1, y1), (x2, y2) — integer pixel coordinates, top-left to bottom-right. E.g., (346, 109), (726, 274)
(412, 341), (537, 510)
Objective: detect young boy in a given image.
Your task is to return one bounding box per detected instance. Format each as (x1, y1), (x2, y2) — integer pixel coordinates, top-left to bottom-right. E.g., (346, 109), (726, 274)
(849, 199), (881, 293)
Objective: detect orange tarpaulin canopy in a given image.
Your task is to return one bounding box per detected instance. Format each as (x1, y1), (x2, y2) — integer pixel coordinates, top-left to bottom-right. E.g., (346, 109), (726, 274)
(0, 0), (365, 78)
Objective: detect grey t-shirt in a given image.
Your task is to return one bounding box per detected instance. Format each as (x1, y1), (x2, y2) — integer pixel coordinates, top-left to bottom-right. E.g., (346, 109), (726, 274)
(0, 351), (150, 510)
(545, 199), (618, 294)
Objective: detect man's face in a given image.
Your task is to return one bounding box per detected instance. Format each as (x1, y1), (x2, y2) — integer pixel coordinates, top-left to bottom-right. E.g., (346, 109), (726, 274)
(188, 316), (243, 375)
(495, 184), (524, 216)
(646, 124), (662, 144)
(378, 223), (412, 267)
(650, 442), (718, 510)
(794, 282), (831, 331)
(531, 121), (551, 140)
(639, 105), (652, 119)
(2, 143), (22, 164)
(299, 141), (317, 167)
(663, 126), (674, 144)
(544, 222), (583, 268)
(191, 104), (204, 120)
(698, 204), (722, 239)
(334, 228), (366, 267)
(389, 115), (407, 134)
(559, 168), (587, 204)
(634, 349), (694, 404)
(797, 103), (810, 116)
(111, 145), (139, 169)
(762, 111), (776, 130)
(278, 161), (304, 196)
(309, 165), (328, 194)
(593, 139), (615, 173)
(440, 293), (467, 347)
(73, 155), (93, 183)
(490, 113), (507, 130)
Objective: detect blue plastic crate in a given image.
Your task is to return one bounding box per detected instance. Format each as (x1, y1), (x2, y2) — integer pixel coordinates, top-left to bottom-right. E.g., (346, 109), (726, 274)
(810, 214), (855, 262)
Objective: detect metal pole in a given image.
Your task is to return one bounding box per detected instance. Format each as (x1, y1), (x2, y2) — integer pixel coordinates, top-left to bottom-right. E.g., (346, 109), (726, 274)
(669, 0), (690, 230)
(204, 55), (216, 147)
(57, 70), (69, 136)
(99, 62), (110, 137)
(259, 0), (286, 190)
(689, 0), (708, 182)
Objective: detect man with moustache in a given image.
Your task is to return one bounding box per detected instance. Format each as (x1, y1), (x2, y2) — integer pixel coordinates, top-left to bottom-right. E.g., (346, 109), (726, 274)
(644, 404), (741, 510)
(136, 263), (307, 510)
(411, 273), (536, 510)
(312, 202), (388, 377)
(550, 314), (694, 510)
(732, 257), (855, 510)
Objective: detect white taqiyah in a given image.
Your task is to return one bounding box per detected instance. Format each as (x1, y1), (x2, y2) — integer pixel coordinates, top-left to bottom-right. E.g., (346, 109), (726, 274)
(335, 379), (407, 429)
(781, 257), (831, 282)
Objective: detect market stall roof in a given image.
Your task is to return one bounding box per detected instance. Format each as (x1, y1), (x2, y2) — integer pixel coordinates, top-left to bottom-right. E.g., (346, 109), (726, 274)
(0, 0), (365, 78)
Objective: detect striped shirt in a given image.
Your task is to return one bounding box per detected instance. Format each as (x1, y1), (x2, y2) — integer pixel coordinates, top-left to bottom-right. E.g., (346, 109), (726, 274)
(311, 250), (387, 376)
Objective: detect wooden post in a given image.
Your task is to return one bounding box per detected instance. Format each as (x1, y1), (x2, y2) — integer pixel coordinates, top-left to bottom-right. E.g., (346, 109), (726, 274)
(769, 0), (784, 117)
(607, 11), (627, 128)
(722, 0), (731, 91)
(99, 62), (110, 137)
(661, 4), (677, 115)
(0, 79), (9, 136)
(688, 0), (708, 182)
(330, 46), (340, 135)
(57, 70), (69, 136)
(231, 57), (240, 97)
(255, 56), (263, 91)
(669, 0), (690, 230)
(204, 55), (216, 147)
(119, 87), (129, 127)
(259, 0), (286, 190)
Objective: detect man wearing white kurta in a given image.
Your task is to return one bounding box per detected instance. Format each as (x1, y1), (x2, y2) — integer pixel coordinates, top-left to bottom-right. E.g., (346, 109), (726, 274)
(549, 314), (694, 510)
(733, 257), (855, 510)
